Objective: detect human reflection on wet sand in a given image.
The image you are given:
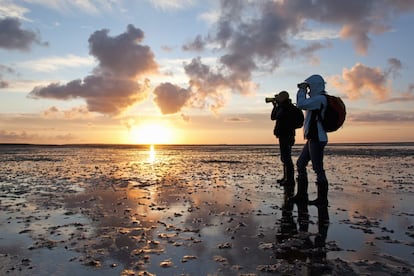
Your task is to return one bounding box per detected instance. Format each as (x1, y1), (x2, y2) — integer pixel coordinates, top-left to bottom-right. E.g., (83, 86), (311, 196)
(275, 185), (331, 275)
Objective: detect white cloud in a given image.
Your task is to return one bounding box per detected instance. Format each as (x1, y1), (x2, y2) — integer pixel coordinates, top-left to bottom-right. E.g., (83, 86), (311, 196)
(198, 9), (220, 25)
(148, 0), (196, 10)
(0, 0), (31, 21)
(18, 54), (95, 72)
(153, 56), (218, 86)
(22, 0), (119, 15)
(295, 28), (340, 41)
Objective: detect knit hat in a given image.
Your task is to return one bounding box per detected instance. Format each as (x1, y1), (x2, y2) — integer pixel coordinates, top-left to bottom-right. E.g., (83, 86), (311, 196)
(275, 91), (289, 103)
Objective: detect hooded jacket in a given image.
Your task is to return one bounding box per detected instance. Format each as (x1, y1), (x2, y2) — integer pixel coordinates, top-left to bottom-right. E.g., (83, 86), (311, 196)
(296, 74), (328, 142)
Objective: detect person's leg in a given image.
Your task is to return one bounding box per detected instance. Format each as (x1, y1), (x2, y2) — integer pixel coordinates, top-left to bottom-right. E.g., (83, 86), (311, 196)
(279, 137), (294, 186)
(277, 139), (287, 184)
(309, 140), (327, 183)
(297, 140), (311, 179)
(308, 140), (329, 206)
(290, 141), (310, 203)
(285, 137), (295, 184)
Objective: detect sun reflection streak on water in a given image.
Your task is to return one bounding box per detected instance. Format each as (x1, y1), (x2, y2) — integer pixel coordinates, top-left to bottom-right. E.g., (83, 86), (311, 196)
(148, 144), (156, 163)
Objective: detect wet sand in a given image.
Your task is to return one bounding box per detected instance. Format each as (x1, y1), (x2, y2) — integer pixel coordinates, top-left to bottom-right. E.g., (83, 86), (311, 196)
(0, 144), (413, 275)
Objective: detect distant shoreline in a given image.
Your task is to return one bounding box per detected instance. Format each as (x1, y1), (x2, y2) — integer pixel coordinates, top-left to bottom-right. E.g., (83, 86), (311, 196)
(1, 142), (414, 147)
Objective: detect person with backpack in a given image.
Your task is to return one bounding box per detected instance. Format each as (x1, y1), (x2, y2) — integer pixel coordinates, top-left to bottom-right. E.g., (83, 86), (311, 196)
(290, 74), (329, 207)
(271, 91), (303, 194)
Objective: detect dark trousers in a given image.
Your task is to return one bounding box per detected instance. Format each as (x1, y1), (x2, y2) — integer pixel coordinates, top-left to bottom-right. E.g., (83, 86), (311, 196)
(279, 136), (295, 181)
(297, 139), (327, 183)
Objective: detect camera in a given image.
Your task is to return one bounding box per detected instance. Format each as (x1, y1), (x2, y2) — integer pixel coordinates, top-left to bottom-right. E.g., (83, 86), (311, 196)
(266, 91), (289, 104)
(297, 82), (309, 89)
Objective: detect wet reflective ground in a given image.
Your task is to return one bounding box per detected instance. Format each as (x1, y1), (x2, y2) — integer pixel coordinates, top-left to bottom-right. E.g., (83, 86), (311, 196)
(0, 144), (413, 275)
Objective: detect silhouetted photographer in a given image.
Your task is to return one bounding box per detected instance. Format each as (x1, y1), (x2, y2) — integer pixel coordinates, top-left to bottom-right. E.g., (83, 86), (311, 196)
(270, 91), (304, 190)
(290, 75), (330, 207)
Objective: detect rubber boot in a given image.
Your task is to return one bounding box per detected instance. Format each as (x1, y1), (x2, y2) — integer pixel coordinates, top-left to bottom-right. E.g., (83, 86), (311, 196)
(288, 177), (308, 205)
(283, 164), (295, 194)
(308, 181), (329, 207)
(277, 164), (287, 185)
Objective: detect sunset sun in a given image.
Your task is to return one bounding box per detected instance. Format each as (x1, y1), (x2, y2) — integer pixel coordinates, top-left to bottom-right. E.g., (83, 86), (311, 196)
(130, 123), (174, 145)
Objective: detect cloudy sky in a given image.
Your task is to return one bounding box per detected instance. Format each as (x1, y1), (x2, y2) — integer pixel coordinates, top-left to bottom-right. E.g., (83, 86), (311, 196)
(1, 0), (414, 144)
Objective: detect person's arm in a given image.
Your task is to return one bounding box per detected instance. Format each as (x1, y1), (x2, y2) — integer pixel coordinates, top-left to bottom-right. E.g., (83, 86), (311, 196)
(297, 89), (323, 111)
(271, 104), (281, 120)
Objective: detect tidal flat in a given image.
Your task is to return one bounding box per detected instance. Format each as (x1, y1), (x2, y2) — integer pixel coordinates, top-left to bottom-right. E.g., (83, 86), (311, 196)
(0, 143), (413, 275)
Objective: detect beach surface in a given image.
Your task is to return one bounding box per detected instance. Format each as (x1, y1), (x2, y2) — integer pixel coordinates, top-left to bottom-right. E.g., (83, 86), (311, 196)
(0, 143), (413, 275)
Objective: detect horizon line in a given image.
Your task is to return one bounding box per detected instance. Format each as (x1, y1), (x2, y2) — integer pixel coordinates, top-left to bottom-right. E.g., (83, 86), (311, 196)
(1, 141), (414, 147)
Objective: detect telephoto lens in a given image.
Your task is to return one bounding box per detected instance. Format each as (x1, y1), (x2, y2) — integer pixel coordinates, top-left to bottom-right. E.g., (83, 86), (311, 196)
(265, 97), (275, 103)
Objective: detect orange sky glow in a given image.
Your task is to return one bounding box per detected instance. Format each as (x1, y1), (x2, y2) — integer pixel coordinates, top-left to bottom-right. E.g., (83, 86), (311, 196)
(1, 1), (414, 145)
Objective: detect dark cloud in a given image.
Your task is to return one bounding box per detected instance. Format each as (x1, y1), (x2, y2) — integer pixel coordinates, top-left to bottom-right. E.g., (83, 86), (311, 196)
(172, 0), (414, 115)
(153, 82), (192, 114)
(0, 80), (8, 88)
(224, 117), (250, 123)
(29, 25), (157, 115)
(212, 1), (299, 76)
(0, 17), (48, 51)
(297, 0), (414, 55)
(379, 82), (414, 104)
(0, 64), (15, 88)
(182, 35), (205, 52)
(161, 45), (174, 52)
(349, 111), (414, 122)
(152, 56), (257, 115)
(183, 57), (254, 112)
(88, 25), (157, 77)
(154, 1), (307, 115)
(30, 75), (149, 115)
(0, 64), (15, 74)
(185, 57), (227, 94)
(387, 58), (403, 78)
(43, 106), (60, 117)
(385, 94), (414, 103)
(297, 42), (332, 64)
(176, 1), (305, 108)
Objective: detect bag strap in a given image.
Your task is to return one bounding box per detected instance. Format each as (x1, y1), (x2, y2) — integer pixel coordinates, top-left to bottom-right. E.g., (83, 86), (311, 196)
(316, 93), (327, 120)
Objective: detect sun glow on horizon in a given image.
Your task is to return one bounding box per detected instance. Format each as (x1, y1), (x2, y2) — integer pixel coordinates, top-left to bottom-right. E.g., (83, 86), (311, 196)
(129, 122), (174, 145)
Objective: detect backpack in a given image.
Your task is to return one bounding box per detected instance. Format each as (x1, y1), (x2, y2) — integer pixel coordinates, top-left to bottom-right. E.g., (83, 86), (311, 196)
(291, 104), (304, 129)
(320, 94), (346, 132)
